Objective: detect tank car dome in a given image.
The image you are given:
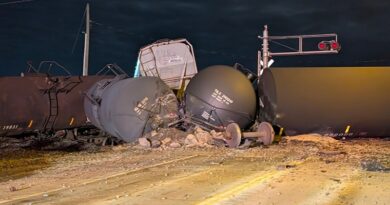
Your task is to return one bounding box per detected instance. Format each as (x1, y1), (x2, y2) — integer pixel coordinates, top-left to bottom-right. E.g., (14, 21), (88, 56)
(184, 65), (257, 129)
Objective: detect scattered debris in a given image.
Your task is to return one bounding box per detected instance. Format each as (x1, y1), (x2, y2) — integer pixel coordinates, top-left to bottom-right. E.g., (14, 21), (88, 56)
(285, 134), (340, 145)
(0, 136), (389, 204)
(169, 142), (181, 148)
(194, 127), (213, 145)
(329, 178), (342, 183)
(138, 128), (219, 149)
(361, 159), (390, 172)
(210, 130), (223, 138)
(161, 137), (172, 145)
(318, 151), (347, 156)
(276, 164), (297, 171)
(151, 140), (162, 148)
(150, 131), (158, 138)
(138, 138), (151, 148)
(238, 139), (264, 149)
(324, 159), (336, 164)
(184, 134), (199, 147)
(9, 186), (17, 192)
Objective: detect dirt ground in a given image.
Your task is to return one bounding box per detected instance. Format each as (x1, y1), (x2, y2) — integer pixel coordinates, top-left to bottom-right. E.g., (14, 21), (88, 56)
(0, 135), (389, 205)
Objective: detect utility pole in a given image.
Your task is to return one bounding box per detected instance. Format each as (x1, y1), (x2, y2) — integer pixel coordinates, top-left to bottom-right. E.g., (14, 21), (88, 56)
(82, 3), (90, 76)
(257, 50), (262, 77)
(262, 25), (269, 70)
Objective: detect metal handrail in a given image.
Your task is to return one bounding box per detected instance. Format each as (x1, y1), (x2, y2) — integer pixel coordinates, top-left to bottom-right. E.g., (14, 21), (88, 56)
(37, 61), (72, 76)
(96, 63), (128, 77)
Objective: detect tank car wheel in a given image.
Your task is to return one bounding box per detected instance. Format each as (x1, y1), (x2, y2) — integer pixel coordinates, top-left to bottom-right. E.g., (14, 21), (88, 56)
(257, 122), (275, 145)
(224, 123), (242, 148)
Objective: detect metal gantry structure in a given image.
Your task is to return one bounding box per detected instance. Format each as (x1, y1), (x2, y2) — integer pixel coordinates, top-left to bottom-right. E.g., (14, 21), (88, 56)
(257, 25), (341, 74)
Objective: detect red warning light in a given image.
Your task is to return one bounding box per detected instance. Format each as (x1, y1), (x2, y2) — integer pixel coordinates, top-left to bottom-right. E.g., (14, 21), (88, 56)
(318, 40), (341, 51)
(318, 41), (328, 50)
(331, 41), (340, 50)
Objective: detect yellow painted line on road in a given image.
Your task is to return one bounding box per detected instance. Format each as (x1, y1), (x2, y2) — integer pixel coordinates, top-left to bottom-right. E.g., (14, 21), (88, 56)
(197, 171), (283, 205)
(299, 169), (360, 205)
(0, 155), (199, 204)
(197, 160), (305, 205)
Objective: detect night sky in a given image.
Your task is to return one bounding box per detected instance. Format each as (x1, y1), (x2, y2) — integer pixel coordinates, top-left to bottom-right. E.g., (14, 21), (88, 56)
(1, 0), (390, 76)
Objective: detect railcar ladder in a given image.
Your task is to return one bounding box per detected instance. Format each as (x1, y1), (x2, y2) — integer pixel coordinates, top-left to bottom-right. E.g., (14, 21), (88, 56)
(43, 88), (59, 131)
(139, 51), (160, 77)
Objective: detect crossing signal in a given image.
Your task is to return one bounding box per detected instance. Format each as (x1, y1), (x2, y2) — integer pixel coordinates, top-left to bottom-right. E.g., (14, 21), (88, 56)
(318, 40), (340, 51)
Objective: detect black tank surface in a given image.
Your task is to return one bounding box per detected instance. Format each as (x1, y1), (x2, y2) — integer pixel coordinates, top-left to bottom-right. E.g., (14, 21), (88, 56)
(258, 69), (277, 125)
(260, 67), (390, 137)
(184, 65), (257, 129)
(84, 76), (179, 142)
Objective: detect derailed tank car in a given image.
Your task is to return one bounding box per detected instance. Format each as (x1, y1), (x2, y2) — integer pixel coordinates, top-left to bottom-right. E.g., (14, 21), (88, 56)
(0, 75), (110, 136)
(184, 65), (257, 130)
(84, 76), (179, 142)
(259, 67), (390, 137)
